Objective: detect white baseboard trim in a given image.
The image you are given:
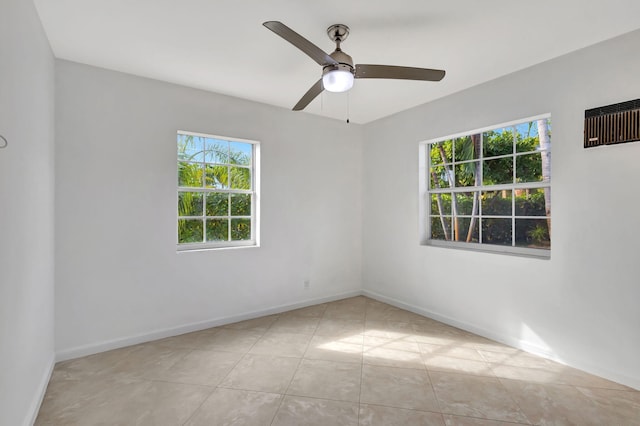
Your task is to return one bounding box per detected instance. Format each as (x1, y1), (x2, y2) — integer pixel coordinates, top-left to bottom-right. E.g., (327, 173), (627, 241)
(363, 289), (639, 391)
(24, 352), (55, 426)
(56, 290), (363, 362)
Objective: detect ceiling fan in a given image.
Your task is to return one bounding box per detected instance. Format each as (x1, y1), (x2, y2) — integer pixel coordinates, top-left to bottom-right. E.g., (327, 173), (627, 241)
(263, 21), (446, 111)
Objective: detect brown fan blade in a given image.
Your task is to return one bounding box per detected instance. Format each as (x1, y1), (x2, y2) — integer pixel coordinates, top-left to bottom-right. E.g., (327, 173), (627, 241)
(263, 21), (338, 67)
(355, 64), (445, 81)
(293, 79), (324, 111)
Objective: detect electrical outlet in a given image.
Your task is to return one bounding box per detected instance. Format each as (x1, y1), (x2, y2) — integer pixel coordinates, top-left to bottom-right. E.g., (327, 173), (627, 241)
(304, 280), (310, 289)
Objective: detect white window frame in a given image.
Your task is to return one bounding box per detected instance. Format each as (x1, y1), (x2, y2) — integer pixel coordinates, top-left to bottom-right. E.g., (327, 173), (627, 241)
(418, 114), (551, 258)
(177, 130), (260, 252)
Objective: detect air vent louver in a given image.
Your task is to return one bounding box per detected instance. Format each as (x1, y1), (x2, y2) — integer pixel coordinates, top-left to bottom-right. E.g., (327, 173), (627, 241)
(584, 99), (640, 148)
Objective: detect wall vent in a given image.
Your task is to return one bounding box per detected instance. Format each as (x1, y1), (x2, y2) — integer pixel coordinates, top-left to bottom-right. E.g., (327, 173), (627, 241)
(584, 98), (640, 148)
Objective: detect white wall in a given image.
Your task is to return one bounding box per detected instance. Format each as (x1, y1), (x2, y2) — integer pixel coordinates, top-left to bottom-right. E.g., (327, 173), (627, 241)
(0, 0), (56, 425)
(54, 61), (363, 357)
(362, 29), (640, 389)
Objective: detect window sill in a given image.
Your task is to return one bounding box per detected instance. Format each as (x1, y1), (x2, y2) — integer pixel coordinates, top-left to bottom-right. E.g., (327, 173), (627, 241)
(422, 239), (550, 259)
(177, 241), (259, 253)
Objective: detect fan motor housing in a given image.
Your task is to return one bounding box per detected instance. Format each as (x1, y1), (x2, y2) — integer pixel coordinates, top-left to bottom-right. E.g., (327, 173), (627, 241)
(324, 49), (354, 76)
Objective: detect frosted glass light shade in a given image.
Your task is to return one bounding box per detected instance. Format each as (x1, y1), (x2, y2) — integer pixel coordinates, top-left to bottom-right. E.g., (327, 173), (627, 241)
(322, 70), (354, 92)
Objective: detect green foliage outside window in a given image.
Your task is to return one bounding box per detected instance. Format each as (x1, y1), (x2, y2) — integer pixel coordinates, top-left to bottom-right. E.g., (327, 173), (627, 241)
(177, 134), (254, 245)
(428, 119), (551, 250)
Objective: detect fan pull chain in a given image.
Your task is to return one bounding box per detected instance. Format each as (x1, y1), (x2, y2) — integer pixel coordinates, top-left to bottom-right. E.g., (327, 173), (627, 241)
(346, 92), (350, 124)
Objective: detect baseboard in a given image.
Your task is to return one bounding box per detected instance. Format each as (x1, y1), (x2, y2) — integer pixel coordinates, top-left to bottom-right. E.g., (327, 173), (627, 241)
(56, 289), (363, 362)
(363, 289), (640, 391)
(24, 352), (55, 426)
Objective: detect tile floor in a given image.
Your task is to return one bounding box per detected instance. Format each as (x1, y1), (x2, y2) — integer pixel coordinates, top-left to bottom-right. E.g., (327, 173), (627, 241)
(36, 296), (640, 425)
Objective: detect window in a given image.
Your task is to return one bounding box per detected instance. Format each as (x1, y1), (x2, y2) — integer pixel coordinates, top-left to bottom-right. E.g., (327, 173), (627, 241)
(177, 131), (259, 250)
(419, 115), (551, 257)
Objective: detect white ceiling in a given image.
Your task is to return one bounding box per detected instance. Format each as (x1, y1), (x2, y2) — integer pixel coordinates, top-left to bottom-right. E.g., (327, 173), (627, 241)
(34, 0), (640, 124)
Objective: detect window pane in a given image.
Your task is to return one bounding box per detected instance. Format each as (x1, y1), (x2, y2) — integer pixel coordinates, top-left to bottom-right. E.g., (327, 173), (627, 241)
(483, 157), (513, 185)
(516, 152), (543, 183)
(430, 141), (452, 165)
(178, 162), (203, 187)
(429, 165), (450, 189)
(454, 161), (480, 187)
(206, 219), (228, 241)
(430, 216), (451, 240)
(483, 129), (513, 158)
(515, 188), (548, 216)
(206, 192), (228, 216)
(230, 193), (251, 216)
(177, 134), (204, 162)
(178, 219), (203, 243)
(231, 218), (251, 240)
(178, 192), (203, 216)
(454, 216), (480, 243)
(205, 139), (229, 164)
(515, 218), (550, 248)
(456, 192), (478, 216)
(230, 142), (252, 166)
(205, 164), (229, 189)
(482, 190), (512, 216)
(454, 136), (475, 162)
(230, 166), (251, 190)
(431, 193), (451, 216)
(516, 122), (540, 153)
(482, 218), (512, 246)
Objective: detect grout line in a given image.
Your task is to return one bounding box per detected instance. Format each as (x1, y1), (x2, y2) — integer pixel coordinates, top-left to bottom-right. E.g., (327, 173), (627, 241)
(269, 356), (303, 426)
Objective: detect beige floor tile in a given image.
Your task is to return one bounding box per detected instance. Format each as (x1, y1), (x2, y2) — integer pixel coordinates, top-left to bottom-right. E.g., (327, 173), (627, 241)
(560, 366), (635, 390)
(364, 335), (421, 353)
(494, 360), (632, 390)
(219, 354), (300, 393)
(184, 388), (282, 426)
(158, 328), (263, 353)
(272, 395), (359, 426)
(467, 338), (523, 354)
(490, 364), (566, 385)
(221, 314), (279, 331)
(249, 331), (312, 357)
(430, 371), (530, 424)
(361, 365), (439, 412)
(107, 344), (191, 379)
(363, 344), (426, 369)
(332, 296), (368, 308)
(279, 303), (328, 318)
(304, 334), (363, 363)
(478, 349), (560, 370)
(37, 296), (636, 425)
(267, 316), (321, 334)
(443, 414), (527, 425)
(323, 301), (367, 320)
(359, 404), (446, 425)
(575, 386), (640, 425)
(423, 354), (494, 376)
(153, 328), (219, 350)
(500, 378), (604, 425)
(36, 373), (140, 423)
(52, 345), (142, 379)
(364, 320), (414, 338)
(365, 305), (411, 321)
(411, 324), (471, 346)
(36, 379), (211, 426)
(287, 358), (362, 402)
(315, 318), (365, 337)
(150, 349), (242, 386)
(419, 342), (486, 361)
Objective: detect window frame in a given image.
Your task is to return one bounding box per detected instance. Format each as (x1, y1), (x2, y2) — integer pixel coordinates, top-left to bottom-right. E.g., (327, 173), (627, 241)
(176, 130), (260, 252)
(418, 114), (551, 258)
